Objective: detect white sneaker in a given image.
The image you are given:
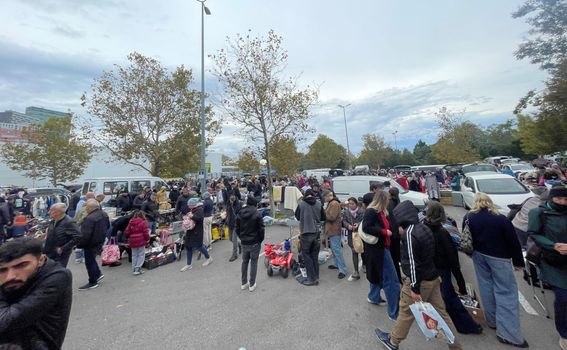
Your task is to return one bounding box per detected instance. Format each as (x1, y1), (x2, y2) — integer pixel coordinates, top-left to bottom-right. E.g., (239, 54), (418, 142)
(249, 284), (257, 292)
(560, 337), (567, 350)
(133, 271), (141, 276)
(241, 283), (249, 290)
(180, 265), (192, 272)
(202, 257), (213, 267)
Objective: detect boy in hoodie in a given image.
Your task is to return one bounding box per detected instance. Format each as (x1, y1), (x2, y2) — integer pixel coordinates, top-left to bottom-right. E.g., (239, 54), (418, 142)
(376, 201), (462, 350)
(295, 189), (326, 286)
(235, 196), (265, 292)
(323, 190), (348, 279)
(123, 211), (150, 275)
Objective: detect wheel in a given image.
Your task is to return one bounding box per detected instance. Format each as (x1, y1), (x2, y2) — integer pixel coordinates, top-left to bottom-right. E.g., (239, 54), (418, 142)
(281, 267), (289, 278)
(267, 265), (273, 277)
(264, 257), (270, 268)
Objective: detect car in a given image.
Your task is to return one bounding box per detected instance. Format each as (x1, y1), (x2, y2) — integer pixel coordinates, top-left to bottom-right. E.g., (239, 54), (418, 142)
(393, 165), (413, 173)
(26, 187), (71, 198)
(500, 158), (520, 165)
(461, 163), (499, 174)
(455, 173), (534, 215)
(332, 175), (429, 209)
(508, 163), (537, 178)
(443, 163), (465, 173)
(79, 176), (168, 202)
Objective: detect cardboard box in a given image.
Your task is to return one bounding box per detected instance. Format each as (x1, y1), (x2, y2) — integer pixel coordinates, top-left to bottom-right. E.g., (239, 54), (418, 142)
(461, 283), (485, 323)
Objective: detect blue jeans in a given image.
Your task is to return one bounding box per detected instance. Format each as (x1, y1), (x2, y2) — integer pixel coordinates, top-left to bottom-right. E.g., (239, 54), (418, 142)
(555, 287), (567, 339)
(473, 252), (525, 345)
(368, 249), (400, 320)
(186, 244), (209, 266)
(328, 235), (347, 275)
(84, 247), (102, 284)
(148, 221), (156, 236)
(131, 247), (145, 272)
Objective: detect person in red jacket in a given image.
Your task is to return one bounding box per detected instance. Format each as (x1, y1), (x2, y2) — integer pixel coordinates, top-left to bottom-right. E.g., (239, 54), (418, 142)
(124, 211), (150, 275)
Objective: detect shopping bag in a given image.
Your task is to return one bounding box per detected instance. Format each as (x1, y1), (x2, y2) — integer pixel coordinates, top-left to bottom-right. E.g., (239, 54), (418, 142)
(101, 238), (120, 266)
(459, 219), (473, 255)
(352, 228), (364, 254)
(358, 219), (378, 245)
(410, 302), (455, 344)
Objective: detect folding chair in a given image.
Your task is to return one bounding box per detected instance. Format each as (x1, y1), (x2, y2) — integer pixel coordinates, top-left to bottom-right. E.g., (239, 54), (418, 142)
(525, 259), (552, 319)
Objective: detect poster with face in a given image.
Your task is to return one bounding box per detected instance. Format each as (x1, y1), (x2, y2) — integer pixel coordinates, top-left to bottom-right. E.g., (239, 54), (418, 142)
(410, 302), (455, 344)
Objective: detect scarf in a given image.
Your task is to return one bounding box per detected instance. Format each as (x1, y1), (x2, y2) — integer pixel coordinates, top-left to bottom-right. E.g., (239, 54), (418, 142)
(379, 211), (391, 248)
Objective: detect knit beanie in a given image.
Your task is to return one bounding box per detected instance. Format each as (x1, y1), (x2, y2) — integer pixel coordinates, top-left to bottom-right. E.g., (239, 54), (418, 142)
(549, 184), (567, 199)
(246, 195), (257, 207)
(425, 201), (446, 226)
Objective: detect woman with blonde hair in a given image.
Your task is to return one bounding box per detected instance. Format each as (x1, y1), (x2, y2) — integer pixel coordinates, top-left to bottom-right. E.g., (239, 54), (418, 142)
(463, 192), (528, 348)
(362, 190), (400, 321)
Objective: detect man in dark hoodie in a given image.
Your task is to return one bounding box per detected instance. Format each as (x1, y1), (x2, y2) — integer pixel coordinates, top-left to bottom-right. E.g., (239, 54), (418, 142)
(175, 188), (192, 216)
(0, 238), (73, 349)
(235, 195), (265, 292)
(227, 191), (242, 262)
(295, 189), (326, 286)
(375, 200), (462, 350)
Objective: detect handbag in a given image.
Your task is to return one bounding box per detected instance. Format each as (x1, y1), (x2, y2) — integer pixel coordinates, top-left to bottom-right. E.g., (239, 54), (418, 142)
(101, 238), (120, 266)
(358, 219), (378, 245)
(352, 222), (364, 253)
(525, 236), (542, 265)
(460, 218), (473, 255)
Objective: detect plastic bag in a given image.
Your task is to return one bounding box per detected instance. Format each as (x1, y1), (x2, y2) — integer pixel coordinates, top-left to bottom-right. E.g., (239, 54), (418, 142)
(410, 302), (455, 344)
(101, 238), (120, 266)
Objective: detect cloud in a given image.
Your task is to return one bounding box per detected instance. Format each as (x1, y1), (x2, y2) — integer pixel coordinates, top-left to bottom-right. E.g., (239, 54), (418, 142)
(52, 24), (85, 39)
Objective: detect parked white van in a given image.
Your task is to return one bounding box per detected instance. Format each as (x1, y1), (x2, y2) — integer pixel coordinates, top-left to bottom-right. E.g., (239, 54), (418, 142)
(80, 177), (168, 202)
(332, 176), (429, 208)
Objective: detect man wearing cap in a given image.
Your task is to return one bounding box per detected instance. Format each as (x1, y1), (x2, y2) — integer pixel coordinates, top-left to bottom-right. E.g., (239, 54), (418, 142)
(116, 190), (132, 215)
(527, 184), (567, 350)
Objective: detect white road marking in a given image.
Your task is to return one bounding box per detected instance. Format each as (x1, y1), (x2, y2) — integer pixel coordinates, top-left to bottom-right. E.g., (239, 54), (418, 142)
(259, 233), (300, 257)
(518, 291), (539, 316)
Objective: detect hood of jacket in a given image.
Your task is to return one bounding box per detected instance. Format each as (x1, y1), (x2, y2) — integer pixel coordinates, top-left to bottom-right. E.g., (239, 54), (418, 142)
(393, 200), (419, 228)
(129, 217), (147, 229)
(303, 195), (317, 206)
(239, 205), (257, 220)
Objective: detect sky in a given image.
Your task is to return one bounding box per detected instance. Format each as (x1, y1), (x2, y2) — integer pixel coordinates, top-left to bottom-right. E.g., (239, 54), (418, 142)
(0, 0), (547, 160)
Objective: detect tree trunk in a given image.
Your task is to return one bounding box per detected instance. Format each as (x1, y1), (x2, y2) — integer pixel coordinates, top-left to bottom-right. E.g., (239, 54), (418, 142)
(263, 136), (276, 218)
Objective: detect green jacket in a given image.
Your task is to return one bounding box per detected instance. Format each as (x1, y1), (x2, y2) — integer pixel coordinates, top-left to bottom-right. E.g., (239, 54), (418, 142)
(527, 202), (567, 290)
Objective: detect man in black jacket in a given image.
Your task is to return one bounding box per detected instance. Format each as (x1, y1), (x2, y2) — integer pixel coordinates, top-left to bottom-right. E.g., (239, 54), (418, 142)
(0, 197), (11, 245)
(175, 188), (191, 216)
(227, 191), (242, 262)
(77, 199), (110, 291)
(142, 193), (159, 235)
(376, 200), (462, 350)
(44, 203), (81, 268)
(235, 196), (265, 292)
(116, 190), (132, 215)
(169, 186), (180, 207)
(0, 238), (72, 350)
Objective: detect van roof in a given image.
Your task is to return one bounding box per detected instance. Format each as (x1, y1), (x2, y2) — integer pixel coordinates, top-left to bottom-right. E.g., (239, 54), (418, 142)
(332, 175), (390, 182)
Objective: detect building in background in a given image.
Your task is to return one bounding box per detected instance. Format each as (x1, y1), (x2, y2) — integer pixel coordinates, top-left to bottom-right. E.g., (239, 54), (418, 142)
(0, 106), (70, 144)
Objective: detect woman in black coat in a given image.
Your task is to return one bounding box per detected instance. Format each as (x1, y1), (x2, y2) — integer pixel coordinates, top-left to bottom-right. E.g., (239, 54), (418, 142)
(387, 188), (402, 283)
(362, 191), (400, 321)
(181, 198), (213, 271)
(425, 201), (482, 334)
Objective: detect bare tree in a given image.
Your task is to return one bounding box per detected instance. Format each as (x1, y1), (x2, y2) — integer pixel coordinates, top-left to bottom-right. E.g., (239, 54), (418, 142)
(211, 30), (318, 215)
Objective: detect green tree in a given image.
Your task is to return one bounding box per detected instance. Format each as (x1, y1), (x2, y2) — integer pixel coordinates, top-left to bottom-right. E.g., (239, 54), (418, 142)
(81, 52), (220, 177)
(237, 148), (260, 173)
(514, 59), (567, 155)
(268, 136), (301, 176)
(413, 140), (433, 164)
(512, 0), (567, 70)
(357, 134), (390, 169)
(431, 107), (481, 163)
(211, 30), (318, 214)
(305, 135), (347, 169)
(1, 116), (91, 186)
(483, 120), (527, 158)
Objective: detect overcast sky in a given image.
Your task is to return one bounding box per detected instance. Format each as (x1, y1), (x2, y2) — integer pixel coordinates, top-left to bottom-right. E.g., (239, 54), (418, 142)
(0, 0), (546, 158)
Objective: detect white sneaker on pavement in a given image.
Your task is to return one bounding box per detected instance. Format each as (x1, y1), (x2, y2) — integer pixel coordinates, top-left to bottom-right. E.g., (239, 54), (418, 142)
(249, 284), (257, 292)
(560, 337), (567, 350)
(180, 265), (192, 272)
(202, 257), (213, 267)
(241, 283), (249, 290)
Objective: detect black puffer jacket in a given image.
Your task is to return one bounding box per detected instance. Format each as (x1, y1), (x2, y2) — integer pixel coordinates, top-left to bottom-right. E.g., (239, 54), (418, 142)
(0, 259), (72, 350)
(393, 201), (438, 294)
(141, 199), (159, 221)
(235, 205), (265, 245)
(44, 215), (81, 259)
(78, 209), (110, 249)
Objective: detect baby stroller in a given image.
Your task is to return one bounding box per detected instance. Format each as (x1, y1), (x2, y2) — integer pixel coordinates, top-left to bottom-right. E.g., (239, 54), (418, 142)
(264, 239), (296, 278)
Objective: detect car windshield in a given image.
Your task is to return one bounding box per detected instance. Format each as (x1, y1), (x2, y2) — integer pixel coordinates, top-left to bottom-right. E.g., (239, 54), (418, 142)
(462, 164), (498, 174)
(476, 178), (529, 194)
(510, 164), (533, 171)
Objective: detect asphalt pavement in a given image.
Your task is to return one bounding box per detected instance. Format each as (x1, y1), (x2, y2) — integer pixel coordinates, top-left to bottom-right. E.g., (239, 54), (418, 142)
(63, 206), (559, 350)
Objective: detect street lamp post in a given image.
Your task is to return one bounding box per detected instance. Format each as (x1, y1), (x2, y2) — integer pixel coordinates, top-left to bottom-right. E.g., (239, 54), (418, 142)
(197, 0), (211, 193)
(392, 130), (398, 151)
(338, 104), (352, 172)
